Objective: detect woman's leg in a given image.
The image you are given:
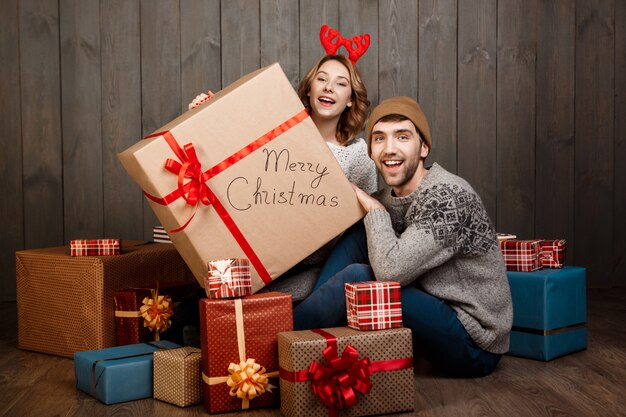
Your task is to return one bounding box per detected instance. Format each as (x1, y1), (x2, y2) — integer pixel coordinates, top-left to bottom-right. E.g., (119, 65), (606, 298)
(313, 221), (369, 291)
(293, 263), (374, 330)
(401, 286), (502, 377)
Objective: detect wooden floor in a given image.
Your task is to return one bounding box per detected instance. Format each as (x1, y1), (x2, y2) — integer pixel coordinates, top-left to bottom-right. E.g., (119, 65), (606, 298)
(1, 288), (625, 417)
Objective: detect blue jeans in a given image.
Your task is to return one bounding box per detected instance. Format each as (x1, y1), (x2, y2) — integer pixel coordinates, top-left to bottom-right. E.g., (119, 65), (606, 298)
(293, 222), (502, 377)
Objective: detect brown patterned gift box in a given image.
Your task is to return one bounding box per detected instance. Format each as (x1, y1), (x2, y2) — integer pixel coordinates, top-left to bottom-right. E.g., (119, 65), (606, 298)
(154, 346), (203, 407)
(114, 281), (199, 346)
(278, 327), (415, 417)
(199, 292), (292, 413)
(16, 241), (195, 358)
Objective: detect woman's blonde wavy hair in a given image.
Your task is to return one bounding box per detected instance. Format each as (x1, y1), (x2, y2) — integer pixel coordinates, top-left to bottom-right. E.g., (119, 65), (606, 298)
(298, 55), (369, 145)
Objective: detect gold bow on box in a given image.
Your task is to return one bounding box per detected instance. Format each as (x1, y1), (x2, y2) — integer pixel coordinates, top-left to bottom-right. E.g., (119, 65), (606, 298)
(139, 287), (173, 341)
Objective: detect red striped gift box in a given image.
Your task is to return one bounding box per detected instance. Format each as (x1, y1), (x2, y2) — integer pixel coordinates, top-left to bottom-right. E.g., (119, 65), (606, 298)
(540, 239), (566, 268)
(70, 239), (121, 257)
(153, 226), (172, 243)
(499, 239), (542, 272)
(345, 281), (403, 331)
(205, 259), (252, 299)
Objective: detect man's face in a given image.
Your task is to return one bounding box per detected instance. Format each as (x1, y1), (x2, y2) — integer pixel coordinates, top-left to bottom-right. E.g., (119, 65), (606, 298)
(370, 119), (429, 196)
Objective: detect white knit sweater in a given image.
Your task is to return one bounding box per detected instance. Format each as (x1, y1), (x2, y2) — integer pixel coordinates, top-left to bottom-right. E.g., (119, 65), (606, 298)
(327, 138), (378, 194)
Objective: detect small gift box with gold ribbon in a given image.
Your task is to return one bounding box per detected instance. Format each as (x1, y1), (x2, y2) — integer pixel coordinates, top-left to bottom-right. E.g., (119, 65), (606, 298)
(154, 346), (203, 407)
(278, 327), (415, 417)
(114, 281), (199, 346)
(206, 258), (252, 299)
(70, 239), (121, 256)
(345, 281), (403, 331)
(199, 292), (292, 413)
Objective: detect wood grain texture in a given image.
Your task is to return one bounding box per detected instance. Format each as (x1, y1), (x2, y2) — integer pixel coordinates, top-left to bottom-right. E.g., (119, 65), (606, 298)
(574, 0), (615, 287)
(298, 0), (339, 80)
(101, 0), (143, 240)
(221, 0), (260, 87)
(60, 0), (104, 240)
(1, 287), (626, 416)
(0, 0), (23, 301)
(261, 0), (299, 88)
(378, 0), (418, 101)
(614, 0), (626, 284)
(140, 0), (182, 239)
(19, 0), (64, 249)
(339, 0), (378, 106)
(457, 0), (497, 221)
(496, 0), (537, 239)
(181, 0), (221, 109)
(535, 0), (575, 255)
(418, 0), (457, 173)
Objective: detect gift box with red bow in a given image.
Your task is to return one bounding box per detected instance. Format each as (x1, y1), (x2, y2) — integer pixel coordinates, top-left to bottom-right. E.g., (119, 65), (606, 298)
(16, 240), (195, 358)
(205, 259), (252, 299)
(70, 239), (121, 256)
(540, 240), (566, 268)
(199, 292), (292, 413)
(278, 327), (414, 417)
(345, 281), (403, 331)
(114, 281), (199, 346)
(499, 239), (543, 272)
(118, 63), (364, 292)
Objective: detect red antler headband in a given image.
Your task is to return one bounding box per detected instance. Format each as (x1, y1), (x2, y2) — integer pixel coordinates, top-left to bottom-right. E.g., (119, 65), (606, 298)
(320, 25), (370, 64)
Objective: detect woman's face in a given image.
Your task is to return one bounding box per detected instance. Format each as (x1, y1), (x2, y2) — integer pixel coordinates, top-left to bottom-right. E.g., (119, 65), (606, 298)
(308, 59), (353, 121)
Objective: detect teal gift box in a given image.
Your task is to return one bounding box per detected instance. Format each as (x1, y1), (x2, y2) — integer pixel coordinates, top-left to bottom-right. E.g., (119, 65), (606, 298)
(506, 266), (587, 361)
(74, 340), (179, 404)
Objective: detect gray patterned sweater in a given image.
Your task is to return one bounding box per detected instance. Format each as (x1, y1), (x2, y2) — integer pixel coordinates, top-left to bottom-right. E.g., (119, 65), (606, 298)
(365, 163), (513, 354)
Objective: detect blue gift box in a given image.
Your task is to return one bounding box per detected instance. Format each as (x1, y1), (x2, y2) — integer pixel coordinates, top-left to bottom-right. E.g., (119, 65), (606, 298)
(506, 266), (587, 361)
(74, 340), (179, 404)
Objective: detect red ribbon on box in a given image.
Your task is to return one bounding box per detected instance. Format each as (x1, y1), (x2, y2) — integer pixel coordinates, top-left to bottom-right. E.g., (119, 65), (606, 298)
(142, 109), (309, 285)
(279, 328), (413, 417)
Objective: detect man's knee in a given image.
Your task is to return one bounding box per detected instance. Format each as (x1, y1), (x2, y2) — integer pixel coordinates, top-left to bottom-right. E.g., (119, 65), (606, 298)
(339, 263), (373, 283)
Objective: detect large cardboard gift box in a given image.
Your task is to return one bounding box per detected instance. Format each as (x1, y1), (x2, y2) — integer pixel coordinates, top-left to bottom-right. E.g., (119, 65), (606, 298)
(16, 241), (195, 358)
(74, 340), (179, 404)
(200, 292), (293, 413)
(506, 266), (587, 361)
(278, 327), (414, 417)
(118, 63), (364, 292)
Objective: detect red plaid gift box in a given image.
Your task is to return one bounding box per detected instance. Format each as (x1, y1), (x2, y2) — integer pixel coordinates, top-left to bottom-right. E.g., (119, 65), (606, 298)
(345, 281), (402, 331)
(499, 239), (542, 272)
(205, 259), (252, 299)
(70, 239), (121, 257)
(540, 239), (566, 268)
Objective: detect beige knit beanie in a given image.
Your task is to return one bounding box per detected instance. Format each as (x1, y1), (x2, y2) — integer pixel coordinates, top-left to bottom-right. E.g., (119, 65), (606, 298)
(366, 96), (432, 155)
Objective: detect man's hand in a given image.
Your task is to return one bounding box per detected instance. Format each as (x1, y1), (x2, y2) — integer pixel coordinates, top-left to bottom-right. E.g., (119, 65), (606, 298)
(188, 90), (215, 110)
(351, 183), (384, 212)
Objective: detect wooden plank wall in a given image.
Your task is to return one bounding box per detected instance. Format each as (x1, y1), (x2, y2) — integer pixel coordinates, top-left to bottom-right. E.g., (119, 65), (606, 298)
(0, 0), (624, 300)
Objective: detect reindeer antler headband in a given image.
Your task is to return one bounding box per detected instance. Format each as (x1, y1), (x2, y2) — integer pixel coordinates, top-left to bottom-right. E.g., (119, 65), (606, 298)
(319, 25), (370, 64)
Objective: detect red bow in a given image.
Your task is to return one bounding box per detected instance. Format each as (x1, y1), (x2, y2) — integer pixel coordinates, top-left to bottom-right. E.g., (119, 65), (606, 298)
(308, 343), (373, 416)
(164, 141), (212, 207)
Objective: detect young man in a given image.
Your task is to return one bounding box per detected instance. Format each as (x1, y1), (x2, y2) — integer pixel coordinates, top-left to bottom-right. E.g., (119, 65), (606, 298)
(293, 96), (513, 377)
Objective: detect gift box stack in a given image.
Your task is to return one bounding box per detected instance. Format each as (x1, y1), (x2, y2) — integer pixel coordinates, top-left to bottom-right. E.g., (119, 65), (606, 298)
(278, 281), (415, 417)
(497, 236), (587, 361)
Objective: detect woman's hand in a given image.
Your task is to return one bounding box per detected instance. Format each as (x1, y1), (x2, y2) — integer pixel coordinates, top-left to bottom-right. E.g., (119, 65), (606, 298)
(188, 90), (215, 110)
(351, 183), (384, 212)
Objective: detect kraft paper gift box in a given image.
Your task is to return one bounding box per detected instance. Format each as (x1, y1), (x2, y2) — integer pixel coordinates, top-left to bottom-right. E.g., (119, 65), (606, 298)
(500, 239), (543, 272)
(540, 239), (567, 268)
(70, 239), (121, 256)
(153, 346), (203, 407)
(118, 63), (364, 292)
(345, 281), (403, 331)
(74, 340), (180, 404)
(206, 258), (253, 299)
(506, 266), (587, 361)
(16, 241), (195, 358)
(114, 281), (199, 346)
(278, 327), (414, 417)
(199, 292), (293, 413)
